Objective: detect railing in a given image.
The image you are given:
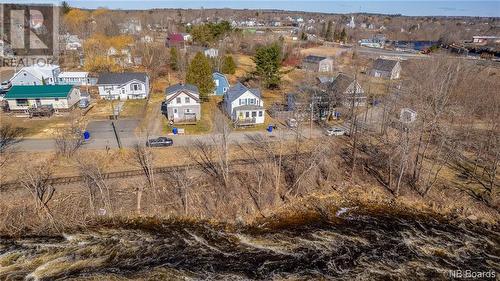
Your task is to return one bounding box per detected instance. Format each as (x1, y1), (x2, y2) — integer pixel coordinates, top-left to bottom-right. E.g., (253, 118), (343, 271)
(234, 117), (256, 125)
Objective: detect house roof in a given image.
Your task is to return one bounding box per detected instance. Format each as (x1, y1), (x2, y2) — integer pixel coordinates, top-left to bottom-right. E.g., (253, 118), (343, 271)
(165, 83), (199, 95)
(167, 33), (184, 42)
(59, 71), (89, 78)
(303, 55), (327, 63)
(213, 72), (229, 83)
(225, 82), (260, 104)
(317, 76), (334, 84)
(11, 64), (59, 82)
(328, 73), (364, 97)
(5, 85), (73, 99)
(97, 72), (147, 85)
(233, 105), (263, 111)
(372, 58), (399, 72)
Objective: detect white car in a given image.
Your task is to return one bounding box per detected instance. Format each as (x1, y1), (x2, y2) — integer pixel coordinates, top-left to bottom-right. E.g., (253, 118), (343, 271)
(325, 127), (345, 136)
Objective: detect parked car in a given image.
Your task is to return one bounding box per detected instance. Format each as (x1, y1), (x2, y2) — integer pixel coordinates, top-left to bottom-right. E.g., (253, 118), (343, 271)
(286, 118), (298, 128)
(146, 137), (173, 147)
(325, 127), (346, 136)
(1, 81), (12, 91)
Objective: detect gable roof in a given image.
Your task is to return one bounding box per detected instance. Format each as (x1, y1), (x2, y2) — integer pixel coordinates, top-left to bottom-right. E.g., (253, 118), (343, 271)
(5, 85), (73, 99)
(167, 33), (184, 42)
(59, 71), (89, 78)
(12, 64), (59, 82)
(225, 82), (261, 104)
(165, 83), (199, 95)
(303, 55), (327, 63)
(213, 72), (229, 83)
(97, 72), (147, 85)
(328, 73), (364, 97)
(372, 58), (399, 72)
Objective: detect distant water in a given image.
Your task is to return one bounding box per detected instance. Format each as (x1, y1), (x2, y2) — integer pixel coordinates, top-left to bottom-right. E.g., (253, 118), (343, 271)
(50, 1), (500, 17)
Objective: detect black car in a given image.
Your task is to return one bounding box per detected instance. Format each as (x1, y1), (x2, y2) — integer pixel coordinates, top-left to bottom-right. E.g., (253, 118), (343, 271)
(146, 137), (173, 147)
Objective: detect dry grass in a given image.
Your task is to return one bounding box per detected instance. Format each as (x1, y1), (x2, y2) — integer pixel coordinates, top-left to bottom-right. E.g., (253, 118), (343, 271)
(0, 112), (81, 138)
(300, 46), (349, 57)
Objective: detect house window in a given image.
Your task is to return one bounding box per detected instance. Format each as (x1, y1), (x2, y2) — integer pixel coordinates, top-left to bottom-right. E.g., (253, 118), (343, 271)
(185, 97), (190, 103)
(121, 88), (125, 94)
(223, 87), (228, 92)
(245, 112), (250, 118)
(131, 83), (141, 91)
(251, 111), (257, 117)
(185, 108), (191, 113)
(258, 111), (263, 117)
(176, 97), (181, 104)
(16, 99), (28, 106)
(174, 109), (178, 113)
(249, 98), (256, 105)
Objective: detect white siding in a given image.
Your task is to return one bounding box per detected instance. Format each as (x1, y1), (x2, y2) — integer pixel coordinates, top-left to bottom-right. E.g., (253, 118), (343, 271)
(228, 90), (265, 124)
(98, 78), (149, 100)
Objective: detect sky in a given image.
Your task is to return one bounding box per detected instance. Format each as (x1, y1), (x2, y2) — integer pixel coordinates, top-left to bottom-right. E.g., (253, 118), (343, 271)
(5, 1), (500, 17)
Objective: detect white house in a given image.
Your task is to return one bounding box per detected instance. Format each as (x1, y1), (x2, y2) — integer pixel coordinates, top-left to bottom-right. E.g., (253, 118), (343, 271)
(223, 83), (265, 126)
(163, 83), (201, 123)
(58, 72), (97, 86)
(10, 64), (60, 86)
(4, 85), (80, 113)
(181, 33), (192, 42)
(97, 72), (149, 100)
(204, 48), (219, 58)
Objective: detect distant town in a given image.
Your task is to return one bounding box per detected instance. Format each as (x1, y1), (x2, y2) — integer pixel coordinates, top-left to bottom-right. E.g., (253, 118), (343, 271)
(0, 2), (498, 279)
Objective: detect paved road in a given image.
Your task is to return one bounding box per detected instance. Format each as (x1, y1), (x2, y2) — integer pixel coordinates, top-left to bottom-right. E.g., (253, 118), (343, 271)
(14, 124), (325, 151)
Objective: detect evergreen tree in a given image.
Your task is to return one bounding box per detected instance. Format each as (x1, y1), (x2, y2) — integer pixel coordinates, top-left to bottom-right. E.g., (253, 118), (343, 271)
(300, 30), (308, 41)
(169, 47), (179, 71)
(221, 55), (236, 74)
(325, 20), (333, 41)
(61, 1), (71, 14)
(253, 43), (281, 89)
(186, 52), (215, 101)
(340, 28), (347, 43)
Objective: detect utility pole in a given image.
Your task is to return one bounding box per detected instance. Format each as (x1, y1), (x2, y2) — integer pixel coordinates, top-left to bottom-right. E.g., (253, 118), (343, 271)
(310, 90), (314, 139)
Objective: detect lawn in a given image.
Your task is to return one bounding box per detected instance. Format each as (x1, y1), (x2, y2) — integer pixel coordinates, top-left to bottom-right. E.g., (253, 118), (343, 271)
(119, 99), (148, 118)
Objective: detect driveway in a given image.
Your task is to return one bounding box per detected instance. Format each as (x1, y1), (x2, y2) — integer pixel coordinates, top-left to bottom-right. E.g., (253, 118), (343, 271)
(85, 119), (140, 148)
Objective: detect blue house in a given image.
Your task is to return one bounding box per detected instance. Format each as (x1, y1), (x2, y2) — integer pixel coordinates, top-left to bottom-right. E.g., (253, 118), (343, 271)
(212, 72), (230, 96)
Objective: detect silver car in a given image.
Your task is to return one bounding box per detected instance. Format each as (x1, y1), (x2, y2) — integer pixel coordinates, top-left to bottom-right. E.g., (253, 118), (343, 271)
(325, 127), (345, 136)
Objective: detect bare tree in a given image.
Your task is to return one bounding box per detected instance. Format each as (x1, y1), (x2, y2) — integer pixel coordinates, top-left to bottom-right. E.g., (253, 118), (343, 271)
(54, 118), (83, 158)
(74, 154), (112, 215)
(0, 124), (25, 169)
(19, 160), (59, 231)
(164, 164), (198, 216)
(133, 143), (155, 213)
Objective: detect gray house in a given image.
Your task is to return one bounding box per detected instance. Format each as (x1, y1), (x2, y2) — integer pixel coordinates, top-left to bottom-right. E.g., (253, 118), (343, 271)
(328, 73), (366, 107)
(301, 55), (334, 72)
(163, 83), (201, 123)
(369, 58), (401, 79)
